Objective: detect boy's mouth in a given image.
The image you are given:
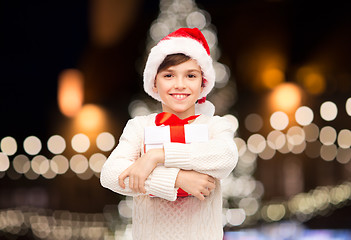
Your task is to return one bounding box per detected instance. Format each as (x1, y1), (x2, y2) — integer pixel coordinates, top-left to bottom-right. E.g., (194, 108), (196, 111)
(170, 94), (190, 100)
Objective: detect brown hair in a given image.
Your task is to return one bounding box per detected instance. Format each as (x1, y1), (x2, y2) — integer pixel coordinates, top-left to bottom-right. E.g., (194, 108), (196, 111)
(157, 53), (191, 73)
(156, 54), (206, 87)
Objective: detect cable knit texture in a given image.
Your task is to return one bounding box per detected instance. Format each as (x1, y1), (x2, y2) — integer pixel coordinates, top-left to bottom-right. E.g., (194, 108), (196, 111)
(100, 113), (238, 240)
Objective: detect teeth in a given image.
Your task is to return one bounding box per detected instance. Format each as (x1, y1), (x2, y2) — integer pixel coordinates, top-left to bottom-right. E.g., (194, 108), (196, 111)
(173, 94), (188, 99)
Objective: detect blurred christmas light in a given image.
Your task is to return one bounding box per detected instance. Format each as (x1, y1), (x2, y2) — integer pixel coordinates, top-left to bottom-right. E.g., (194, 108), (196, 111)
(0, 136), (17, 156)
(245, 113), (263, 133)
(74, 104), (107, 133)
(70, 154), (89, 174)
(319, 126), (337, 146)
(270, 83), (302, 112)
(296, 66), (326, 95)
(23, 136), (42, 155)
(267, 130), (286, 150)
(320, 101), (338, 121)
(261, 68), (285, 89)
(337, 129), (351, 148)
(247, 134), (266, 154)
(51, 155), (69, 174)
(0, 152), (10, 171)
(303, 123), (319, 142)
(295, 106), (314, 126)
(346, 98), (351, 116)
(71, 133), (90, 153)
(47, 135), (66, 154)
(58, 69), (84, 117)
(96, 132), (116, 152)
(270, 111), (289, 130)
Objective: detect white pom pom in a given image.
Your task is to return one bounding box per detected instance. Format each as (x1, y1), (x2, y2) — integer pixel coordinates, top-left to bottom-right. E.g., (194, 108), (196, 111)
(195, 100), (215, 116)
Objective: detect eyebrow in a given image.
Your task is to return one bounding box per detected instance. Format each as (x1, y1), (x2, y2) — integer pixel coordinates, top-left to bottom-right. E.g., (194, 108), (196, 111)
(161, 68), (201, 73)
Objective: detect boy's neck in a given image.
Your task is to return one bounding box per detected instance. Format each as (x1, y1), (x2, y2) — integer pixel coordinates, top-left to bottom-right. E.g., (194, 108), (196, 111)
(161, 108), (196, 120)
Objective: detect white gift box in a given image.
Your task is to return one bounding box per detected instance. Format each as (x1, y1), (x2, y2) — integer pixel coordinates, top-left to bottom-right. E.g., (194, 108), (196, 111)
(144, 124), (208, 152)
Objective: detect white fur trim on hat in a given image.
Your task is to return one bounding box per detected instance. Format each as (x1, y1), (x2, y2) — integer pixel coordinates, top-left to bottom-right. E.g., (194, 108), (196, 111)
(143, 33), (215, 102)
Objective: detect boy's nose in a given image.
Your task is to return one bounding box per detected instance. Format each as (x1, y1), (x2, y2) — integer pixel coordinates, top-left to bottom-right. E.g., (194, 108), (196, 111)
(174, 77), (186, 89)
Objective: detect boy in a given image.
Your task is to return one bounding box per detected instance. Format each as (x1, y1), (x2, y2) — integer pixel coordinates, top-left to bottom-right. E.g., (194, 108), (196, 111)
(100, 28), (238, 240)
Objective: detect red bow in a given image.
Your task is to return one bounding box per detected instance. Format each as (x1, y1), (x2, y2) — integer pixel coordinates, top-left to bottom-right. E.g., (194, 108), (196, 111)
(155, 112), (200, 197)
(155, 112), (199, 126)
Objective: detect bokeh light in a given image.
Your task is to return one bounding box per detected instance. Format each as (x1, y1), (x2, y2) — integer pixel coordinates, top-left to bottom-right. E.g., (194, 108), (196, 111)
(96, 132), (115, 152)
(234, 138), (247, 157)
(186, 11), (206, 29)
(71, 134), (90, 153)
(247, 134), (266, 154)
(319, 126), (337, 146)
(0, 136), (17, 156)
(270, 111), (289, 130)
(70, 154), (89, 174)
(89, 153), (106, 173)
(337, 129), (351, 149)
(346, 98), (351, 116)
(267, 130), (286, 150)
(239, 197), (259, 216)
(31, 155), (50, 175)
(295, 106), (314, 126)
(270, 83), (302, 112)
(128, 100), (152, 118)
(23, 136), (42, 155)
(223, 114), (239, 133)
(226, 208), (246, 226)
(51, 155), (69, 174)
(303, 123), (319, 142)
(74, 104), (107, 133)
(320, 101), (338, 121)
(266, 204), (286, 221)
(58, 69), (84, 117)
(258, 145), (276, 160)
(320, 144), (337, 161)
(0, 152), (10, 171)
(13, 155), (30, 174)
(261, 68), (284, 89)
(213, 62), (230, 88)
(47, 135), (66, 154)
(244, 113), (263, 132)
(296, 66), (326, 95)
(286, 126), (305, 146)
(336, 148), (351, 164)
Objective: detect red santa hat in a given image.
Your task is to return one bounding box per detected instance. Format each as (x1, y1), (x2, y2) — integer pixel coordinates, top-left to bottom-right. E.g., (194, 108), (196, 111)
(143, 28), (216, 116)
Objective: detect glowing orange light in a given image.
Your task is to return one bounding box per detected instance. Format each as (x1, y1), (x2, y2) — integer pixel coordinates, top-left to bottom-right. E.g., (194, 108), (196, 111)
(296, 66), (326, 95)
(270, 83), (302, 113)
(58, 69), (84, 117)
(262, 68), (285, 89)
(74, 104), (106, 133)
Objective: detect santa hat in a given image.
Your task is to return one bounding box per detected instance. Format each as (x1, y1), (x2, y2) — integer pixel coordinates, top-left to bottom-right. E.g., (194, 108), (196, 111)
(143, 28), (216, 116)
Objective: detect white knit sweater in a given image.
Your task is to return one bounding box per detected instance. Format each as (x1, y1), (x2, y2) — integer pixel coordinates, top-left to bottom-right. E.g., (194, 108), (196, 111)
(100, 113), (238, 240)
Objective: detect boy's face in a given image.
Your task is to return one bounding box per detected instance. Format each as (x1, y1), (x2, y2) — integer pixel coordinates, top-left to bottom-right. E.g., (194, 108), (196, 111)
(153, 59), (203, 119)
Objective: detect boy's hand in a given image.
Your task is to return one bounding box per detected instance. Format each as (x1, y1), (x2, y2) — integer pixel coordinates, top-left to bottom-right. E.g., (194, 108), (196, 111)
(118, 148), (165, 193)
(175, 170), (216, 201)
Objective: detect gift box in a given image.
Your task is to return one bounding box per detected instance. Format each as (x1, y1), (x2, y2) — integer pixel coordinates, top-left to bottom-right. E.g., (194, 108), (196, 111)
(144, 124), (209, 197)
(144, 124), (208, 152)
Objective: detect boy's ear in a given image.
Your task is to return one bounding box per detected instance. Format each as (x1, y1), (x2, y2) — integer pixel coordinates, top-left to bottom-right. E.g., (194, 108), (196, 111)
(152, 85), (158, 93)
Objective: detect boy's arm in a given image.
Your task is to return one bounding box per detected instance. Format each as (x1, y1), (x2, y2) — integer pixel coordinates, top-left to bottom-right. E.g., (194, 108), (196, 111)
(163, 116), (239, 179)
(100, 117), (179, 201)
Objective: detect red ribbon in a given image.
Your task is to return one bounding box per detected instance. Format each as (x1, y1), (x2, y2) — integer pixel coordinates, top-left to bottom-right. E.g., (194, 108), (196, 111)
(155, 112), (200, 197)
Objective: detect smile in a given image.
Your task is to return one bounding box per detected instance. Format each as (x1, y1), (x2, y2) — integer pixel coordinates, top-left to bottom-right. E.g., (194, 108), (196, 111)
(170, 94), (190, 100)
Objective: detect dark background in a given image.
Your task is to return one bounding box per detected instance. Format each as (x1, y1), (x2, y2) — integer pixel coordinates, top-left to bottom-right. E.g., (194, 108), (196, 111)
(1, 0), (351, 234)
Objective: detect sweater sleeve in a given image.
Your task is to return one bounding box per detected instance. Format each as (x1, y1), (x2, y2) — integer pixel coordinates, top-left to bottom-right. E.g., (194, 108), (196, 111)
(163, 116), (238, 179)
(100, 116), (179, 201)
